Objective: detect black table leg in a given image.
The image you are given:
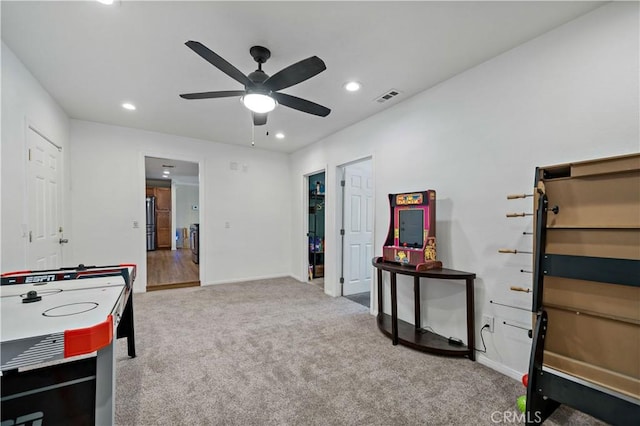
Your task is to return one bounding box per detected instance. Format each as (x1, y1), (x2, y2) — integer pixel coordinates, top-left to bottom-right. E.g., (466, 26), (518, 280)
(377, 268), (383, 314)
(414, 276), (421, 330)
(466, 278), (475, 361)
(391, 272), (398, 345)
(116, 294), (136, 358)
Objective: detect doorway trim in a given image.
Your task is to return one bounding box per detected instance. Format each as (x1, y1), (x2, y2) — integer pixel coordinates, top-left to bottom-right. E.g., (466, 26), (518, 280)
(301, 167), (327, 289)
(139, 151), (204, 292)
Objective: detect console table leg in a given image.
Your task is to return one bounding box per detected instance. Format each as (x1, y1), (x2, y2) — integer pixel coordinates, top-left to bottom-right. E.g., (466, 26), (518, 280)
(391, 272), (398, 345)
(414, 276), (421, 330)
(377, 268), (383, 314)
(466, 278), (475, 361)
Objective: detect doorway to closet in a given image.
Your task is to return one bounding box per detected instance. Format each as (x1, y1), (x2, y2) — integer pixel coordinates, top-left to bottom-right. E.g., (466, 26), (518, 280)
(339, 158), (373, 308)
(307, 171), (326, 290)
(145, 156), (200, 291)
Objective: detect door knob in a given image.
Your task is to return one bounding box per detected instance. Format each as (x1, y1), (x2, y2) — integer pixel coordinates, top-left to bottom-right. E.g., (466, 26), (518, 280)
(59, 238), (69, 244)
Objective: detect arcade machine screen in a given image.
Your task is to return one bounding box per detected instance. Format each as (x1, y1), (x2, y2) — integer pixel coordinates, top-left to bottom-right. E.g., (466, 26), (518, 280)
(399, 209), (424, 248)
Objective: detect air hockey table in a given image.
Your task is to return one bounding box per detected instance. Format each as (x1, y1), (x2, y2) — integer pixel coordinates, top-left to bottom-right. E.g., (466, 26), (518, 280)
(1, 264), (137, 426)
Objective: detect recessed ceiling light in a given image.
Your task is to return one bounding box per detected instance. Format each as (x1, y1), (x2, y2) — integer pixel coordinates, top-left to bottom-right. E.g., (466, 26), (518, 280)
(163, 170), (170, 175)
(344, 81), (361, 92)
(163, 175), (170, 179)
(97, 0), (114, 5)
(122, 103), (136, 111)
(275, 132), (285, 139)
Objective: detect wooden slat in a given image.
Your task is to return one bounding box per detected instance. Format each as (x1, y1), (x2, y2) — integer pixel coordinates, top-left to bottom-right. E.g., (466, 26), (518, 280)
(539, 153), (640, 179)
(571, 154), (640, 178)
(546, 228), (640, 260)
(543, 276), (640, 323)
(545, 307), (640, 380)
(544, 351), (640, 399)
(544, 171), (640, 228)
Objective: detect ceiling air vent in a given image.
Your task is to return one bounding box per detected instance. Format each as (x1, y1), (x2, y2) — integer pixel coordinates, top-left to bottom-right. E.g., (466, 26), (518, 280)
(375, 89), (401, 103)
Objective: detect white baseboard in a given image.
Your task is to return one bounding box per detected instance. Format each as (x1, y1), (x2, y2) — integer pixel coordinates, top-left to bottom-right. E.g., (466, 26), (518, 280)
(202, 273), (293, 286)
(290, 274), (307, 283)
(476, 353), (526, 382)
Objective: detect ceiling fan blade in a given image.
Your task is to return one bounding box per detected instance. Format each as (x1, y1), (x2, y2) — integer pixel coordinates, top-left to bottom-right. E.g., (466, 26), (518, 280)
(185, 41), (252, 87)
(273, 93), (331, 117)
(253, 112), (268, 126)
(264, 56), (326, 92)
(179, 90), (246, 100)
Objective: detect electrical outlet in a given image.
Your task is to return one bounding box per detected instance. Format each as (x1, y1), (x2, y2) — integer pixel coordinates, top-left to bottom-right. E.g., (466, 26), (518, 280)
(482, 315), (495, 333)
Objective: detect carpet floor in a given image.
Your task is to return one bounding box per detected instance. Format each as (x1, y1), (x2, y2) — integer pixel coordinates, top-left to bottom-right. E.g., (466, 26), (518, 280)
(115, 277), (603, 425)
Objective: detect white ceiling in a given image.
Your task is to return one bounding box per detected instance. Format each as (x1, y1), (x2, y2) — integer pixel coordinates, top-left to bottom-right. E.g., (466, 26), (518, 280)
(145, 156), (199, 183)
(2, 1), (604, 153)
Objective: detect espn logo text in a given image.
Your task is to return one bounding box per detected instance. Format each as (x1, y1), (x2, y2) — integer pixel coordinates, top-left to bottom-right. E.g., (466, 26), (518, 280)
(24, 275), (55, 284)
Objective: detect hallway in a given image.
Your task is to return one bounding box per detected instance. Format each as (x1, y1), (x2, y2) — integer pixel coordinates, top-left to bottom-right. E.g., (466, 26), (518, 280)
(146, 248), (199, 291)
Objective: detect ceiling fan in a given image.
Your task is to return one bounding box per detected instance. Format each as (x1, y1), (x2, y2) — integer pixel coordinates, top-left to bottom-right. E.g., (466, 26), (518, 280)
(179, 41), (331, 126)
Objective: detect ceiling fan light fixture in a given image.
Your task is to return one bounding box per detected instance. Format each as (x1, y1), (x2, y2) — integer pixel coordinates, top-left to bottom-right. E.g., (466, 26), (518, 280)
(241, 93), (277, 114)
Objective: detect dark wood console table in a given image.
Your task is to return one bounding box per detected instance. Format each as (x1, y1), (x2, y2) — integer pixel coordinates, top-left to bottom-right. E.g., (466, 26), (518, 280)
(372, 258), (476, 361)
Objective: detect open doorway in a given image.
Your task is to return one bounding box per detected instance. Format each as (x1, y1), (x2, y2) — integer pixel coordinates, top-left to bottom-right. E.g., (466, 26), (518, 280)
(307, 171), (326, 290)
(145, 156), (200, 291)
(339, 158), (374, 308)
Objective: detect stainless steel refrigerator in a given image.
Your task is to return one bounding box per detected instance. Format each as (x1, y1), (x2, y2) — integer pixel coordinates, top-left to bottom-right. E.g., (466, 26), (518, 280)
(190, 223), (199, 264)
(146, 196), (156, 251)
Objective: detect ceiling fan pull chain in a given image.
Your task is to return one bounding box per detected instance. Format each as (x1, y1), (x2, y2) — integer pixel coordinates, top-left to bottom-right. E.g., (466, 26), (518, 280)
(251, 121), (255, 147)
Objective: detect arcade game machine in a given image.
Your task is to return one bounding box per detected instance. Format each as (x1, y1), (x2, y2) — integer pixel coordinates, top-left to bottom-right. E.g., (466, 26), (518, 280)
(379, 190), (441, 271)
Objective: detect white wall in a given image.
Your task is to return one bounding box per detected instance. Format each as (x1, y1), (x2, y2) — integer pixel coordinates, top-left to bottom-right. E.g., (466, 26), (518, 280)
(175, 183), (199, 230)
(1, 42), (71, 271)
(289, 2), (639, 378)
(69, 120), (292, 292)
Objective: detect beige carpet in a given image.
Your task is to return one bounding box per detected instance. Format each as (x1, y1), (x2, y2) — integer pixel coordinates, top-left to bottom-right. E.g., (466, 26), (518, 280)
(115, 277), (603, 425)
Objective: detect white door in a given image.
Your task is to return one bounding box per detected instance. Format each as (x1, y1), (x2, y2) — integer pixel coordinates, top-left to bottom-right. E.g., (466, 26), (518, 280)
(342, 161), (373, 296)
(27, 126), (63, 269)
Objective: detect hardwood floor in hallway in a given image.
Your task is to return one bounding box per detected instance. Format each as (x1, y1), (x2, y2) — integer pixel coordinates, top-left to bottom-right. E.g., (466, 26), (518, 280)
(146, 248), (199, 291)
